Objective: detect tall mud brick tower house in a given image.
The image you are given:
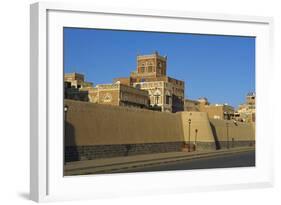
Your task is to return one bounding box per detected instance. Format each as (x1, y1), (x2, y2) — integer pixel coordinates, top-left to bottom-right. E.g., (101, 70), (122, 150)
(114, 51), (185, 113)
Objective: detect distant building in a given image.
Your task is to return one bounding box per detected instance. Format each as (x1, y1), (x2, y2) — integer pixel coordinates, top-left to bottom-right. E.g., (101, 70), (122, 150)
(64, 73), (150, 110)
(197, 97), (209, 111)
(184, 97), (235, 120)
(64, 82), (89, 101)
(184, 99), (200, 111)
(64, 72), (93, 89)
(236, 92), (256, 123)
(201, 104), (235, 120)
(64, 73), (93, 101)
(81, 82), (149, 109)
(114, 51), (185, 112)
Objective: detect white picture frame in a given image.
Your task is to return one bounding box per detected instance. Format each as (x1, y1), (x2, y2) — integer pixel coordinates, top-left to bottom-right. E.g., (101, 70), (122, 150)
(30, 2), (274, 202)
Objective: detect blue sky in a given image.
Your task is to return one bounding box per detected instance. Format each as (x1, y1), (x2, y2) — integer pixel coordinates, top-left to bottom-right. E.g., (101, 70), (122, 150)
(64, 28), (255, 108)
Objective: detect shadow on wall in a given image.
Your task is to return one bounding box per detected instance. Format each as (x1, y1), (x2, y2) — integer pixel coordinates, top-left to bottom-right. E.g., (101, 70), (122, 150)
(210, 122), (221, 150)
(65, 121), (79, 162)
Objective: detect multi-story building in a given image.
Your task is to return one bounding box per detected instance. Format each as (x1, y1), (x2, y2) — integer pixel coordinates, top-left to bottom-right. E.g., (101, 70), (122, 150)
(236, 92), (256, 123)
(81, 82), (149, 109)
(132, 81), (172, 112)
(64, 52), (185, 112)
(64, 72), (150, 109)
(114, 51), (185, 112)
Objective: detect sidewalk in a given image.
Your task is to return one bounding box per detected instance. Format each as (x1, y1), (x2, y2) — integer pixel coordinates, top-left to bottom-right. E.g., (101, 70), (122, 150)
(64, 146), (255, 176)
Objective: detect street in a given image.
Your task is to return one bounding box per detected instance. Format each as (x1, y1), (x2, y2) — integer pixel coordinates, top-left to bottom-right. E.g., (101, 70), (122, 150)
(112, 150), (255, 173)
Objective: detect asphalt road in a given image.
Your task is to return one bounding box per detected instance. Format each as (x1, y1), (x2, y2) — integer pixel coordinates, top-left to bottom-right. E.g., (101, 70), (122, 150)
(115, 150), (255, 173)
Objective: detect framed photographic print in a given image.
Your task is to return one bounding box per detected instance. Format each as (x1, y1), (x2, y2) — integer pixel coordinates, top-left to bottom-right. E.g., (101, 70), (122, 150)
(30, 2), (274, 202)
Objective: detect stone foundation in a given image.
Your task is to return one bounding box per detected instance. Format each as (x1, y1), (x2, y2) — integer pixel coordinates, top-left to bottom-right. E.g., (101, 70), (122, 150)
(65, 142), (183, 162)
(217, 140), (255, 149)
(65, 141), (255, 162)
(195, 142), (217, 150)
(64, 141), (234, 162)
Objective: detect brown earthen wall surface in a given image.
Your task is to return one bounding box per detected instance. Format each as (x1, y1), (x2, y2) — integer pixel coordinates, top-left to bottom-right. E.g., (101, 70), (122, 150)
(180, 111), (215, 142)
(65, 100), (184, 146)
(65, 100), (255, 147)
(209, 119), (255, 141)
